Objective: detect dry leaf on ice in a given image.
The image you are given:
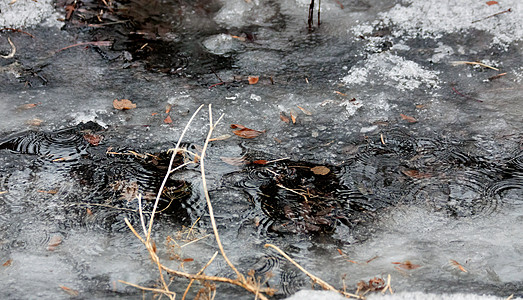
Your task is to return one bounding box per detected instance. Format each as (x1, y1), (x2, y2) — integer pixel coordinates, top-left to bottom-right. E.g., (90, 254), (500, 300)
(400, 113), (417, 123)
(113, 99), (136, 110)
(248, 76), (259, 85)
(230, 124), (265, 139)
(311, 166), (330, 175)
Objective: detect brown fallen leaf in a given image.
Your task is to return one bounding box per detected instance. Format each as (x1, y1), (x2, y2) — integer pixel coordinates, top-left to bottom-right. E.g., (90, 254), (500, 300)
(486, 1), (498, 5)
(230, 124), (265, 139)
(297, 105), (312, 115)
(450, 259), (468, 273)
(251, 160), (268, 165)
(38, 190), (58, 194)
(280, 112), (290, 123)
(26, 119), (43, 126)
(83, 133), (102, 146)
(60, 286), (79, 297)
(183, 258), (194, 262)
(47, 235), (63, 251)
(86, 208), (93, 216)
(165, 104), (172, 114)
(3, 259), (12, 267)
(248, 76), (259, 85)
(290, 111), (297, 124)
(400, 113), (417, 123)
(311, 166), (330, 175)
(164, 115), (173, 124)
(402, 169), (431, 179)
(334, 91), (347, 96)
(17, 102), (41, 111)
(392, 260), (421, 270)
(230, 124), (247, 130)
(113, 99), (136, 110)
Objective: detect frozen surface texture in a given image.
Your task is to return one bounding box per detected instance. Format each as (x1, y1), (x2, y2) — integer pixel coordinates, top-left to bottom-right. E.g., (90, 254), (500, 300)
(0, 0), (522, 299)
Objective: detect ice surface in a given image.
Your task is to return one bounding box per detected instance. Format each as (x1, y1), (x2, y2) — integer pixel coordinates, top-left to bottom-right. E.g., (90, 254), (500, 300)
(342, 52), (440, 91)
(286, 290), (522, 300)
(353, 0), (523, 47)
(0, 0), (62, 28)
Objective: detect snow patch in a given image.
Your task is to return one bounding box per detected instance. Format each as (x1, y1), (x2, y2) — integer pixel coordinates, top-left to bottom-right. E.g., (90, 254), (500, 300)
(342, 52), (439, 91)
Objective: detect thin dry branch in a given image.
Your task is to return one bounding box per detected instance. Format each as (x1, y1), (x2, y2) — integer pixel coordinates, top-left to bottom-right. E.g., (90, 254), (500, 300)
(1, 37), (16, 59)
(264, 243), (361, 298)
(182, 251), (219, 300)
(450, 61), (499, 71)
(199, 105), (240, 279)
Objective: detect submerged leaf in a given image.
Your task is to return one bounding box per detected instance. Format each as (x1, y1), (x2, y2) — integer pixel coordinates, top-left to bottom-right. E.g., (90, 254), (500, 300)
(113, 99), (136, 110)
(400, 113), (417, 123)
(248, 76), (259, 85)
(311, 166), (330, 175)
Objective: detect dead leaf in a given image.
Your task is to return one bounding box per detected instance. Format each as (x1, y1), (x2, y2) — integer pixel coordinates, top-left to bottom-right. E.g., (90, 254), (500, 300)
(17, 102), (40, 111)
(3, 259), (12, 267)
(230, 124), (265, 139)
(183, 258), (194, 262)
(230, 124), (247, 130)
(280, 112), (290, 123)
(220, 156), (247, 166)
(251, 160), (268, 165)
(402, 169), (431, 179)
(248, 76), (259, 85)
(164, 115), (173, 124)
(334, 91), (347, 96)
(60, 286), (79, 297)
(83, 133), (102, 146)
(392, 260), (421, 270)
(297, 105), (312, 115)
(290, 111), (297, 124)
(450, 259), (468, 272)
(38, 190), (58, 194)
(26, 119), (43, 126)
(311, 166), (330, 175)
(47, 235), (63, 251)
(165, 104), (172, 114)
(400, 113), (417, 123)
(86, 208), (93, 216)
(151, 112), (158, 116)
(113, 99), (136, 110)
(486, 1), (498, 5)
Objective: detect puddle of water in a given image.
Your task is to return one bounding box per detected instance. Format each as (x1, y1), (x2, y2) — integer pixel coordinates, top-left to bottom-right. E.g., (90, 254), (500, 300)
(1, 0), (522, 299)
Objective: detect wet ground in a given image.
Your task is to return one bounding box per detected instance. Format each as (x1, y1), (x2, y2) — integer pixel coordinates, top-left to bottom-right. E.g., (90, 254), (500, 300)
(1, 0), (522, 299)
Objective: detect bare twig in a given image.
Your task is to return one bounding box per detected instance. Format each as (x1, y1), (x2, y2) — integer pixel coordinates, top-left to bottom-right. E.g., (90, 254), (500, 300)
(450, 61), (499, 71)
(1, 37), (16, 59)
(182, 251), (219, 300)
(200, 105), (240, 278)
(146, 104), (204, 240)
(472, 8), (512, 23)
(264, 243), (361, 298)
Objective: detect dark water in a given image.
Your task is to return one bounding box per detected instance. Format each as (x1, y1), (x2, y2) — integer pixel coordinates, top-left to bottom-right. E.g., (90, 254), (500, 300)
(0, 0), (522, 299)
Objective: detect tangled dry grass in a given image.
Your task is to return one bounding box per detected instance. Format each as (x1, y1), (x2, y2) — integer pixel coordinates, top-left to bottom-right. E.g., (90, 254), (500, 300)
(119, 104), (391, 299)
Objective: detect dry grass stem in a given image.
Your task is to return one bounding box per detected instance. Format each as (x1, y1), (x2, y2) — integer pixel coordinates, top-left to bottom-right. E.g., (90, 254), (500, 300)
(1, 37), (16, 59)
(264, 243), (360, 298)
(182, 251), (219, 300)
(118, 280), (176, 296)
(147, 104), (204, 240)
(180, 234), (211, 248)
(122, 105), (274, 300)
(199, 105), (243, 279)
(381, 274), (393, 295)
(450, 61), (499, 71)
